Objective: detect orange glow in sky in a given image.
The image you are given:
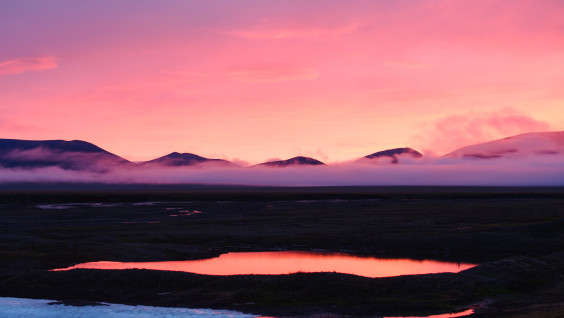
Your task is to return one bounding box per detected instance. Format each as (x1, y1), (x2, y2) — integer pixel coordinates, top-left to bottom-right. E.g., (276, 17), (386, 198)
(52, 251), (476, 278)
(1, 1), (563, 163)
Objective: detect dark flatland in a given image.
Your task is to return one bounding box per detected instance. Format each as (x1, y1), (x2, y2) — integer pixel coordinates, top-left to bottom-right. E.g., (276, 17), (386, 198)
(0, 186), (563, 317)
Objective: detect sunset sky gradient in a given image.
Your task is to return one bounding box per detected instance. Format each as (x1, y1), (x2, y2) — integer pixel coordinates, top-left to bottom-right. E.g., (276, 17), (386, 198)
(2, 0), (563, 164)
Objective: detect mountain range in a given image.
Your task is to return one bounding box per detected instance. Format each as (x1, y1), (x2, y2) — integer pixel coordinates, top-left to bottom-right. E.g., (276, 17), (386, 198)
(444, 131), (564, 159)
(0, 139), (131, 172)
(139, 152), (239, 168)
(0, 131), (562, 171)
(252, 156), (326, 168)
(357, 147), (423, 164)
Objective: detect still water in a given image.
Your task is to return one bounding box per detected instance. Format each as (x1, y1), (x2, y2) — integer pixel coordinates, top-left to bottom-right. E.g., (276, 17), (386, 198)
(0, 297), (474, 318)
(53, 251), (476, 277)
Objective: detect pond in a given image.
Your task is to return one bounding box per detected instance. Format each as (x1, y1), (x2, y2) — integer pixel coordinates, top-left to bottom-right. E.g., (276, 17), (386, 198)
(52, 251), (476, 278)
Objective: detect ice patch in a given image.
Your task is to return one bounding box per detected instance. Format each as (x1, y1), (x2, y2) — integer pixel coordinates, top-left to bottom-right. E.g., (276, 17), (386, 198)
(36, 203), (121, 210)
(132, 202), (157, 206)
(0, 297), (475, 318)
(0, 297), (259, 318)
(36, 204), (76, 210)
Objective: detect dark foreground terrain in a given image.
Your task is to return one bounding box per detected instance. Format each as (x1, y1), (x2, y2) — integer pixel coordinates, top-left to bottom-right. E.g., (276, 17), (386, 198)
(0, 185), (563, 317)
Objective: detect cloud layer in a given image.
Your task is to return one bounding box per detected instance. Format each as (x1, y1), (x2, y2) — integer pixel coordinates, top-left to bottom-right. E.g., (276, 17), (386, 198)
(0, 57), (57, 77)
(415, 108), (552, 155)
(2, 155), (563, 187)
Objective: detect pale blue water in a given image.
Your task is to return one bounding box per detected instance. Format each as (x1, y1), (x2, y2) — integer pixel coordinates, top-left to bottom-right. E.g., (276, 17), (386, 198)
(0, 297), (259, 318)
(0, 297), (474, 318)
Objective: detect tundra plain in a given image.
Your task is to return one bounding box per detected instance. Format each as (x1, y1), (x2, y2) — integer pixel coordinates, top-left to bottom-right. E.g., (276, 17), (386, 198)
(0, 186), (563, 317)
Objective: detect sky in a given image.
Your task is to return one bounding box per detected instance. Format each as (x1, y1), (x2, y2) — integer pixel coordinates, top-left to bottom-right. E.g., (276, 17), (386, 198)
(1, 0), (563, 164)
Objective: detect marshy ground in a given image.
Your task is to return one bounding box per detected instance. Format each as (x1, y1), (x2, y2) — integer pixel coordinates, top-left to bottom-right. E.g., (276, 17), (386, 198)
(0, 186), (563, 317)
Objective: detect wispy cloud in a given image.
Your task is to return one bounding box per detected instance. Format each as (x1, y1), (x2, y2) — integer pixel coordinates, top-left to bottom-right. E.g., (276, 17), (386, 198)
(226, 23), (362, 40)
(414, 108), (551, 155)
(381, 62), (432, 69)
(0, 56), (57, 77)
(226, 68), (319, 83)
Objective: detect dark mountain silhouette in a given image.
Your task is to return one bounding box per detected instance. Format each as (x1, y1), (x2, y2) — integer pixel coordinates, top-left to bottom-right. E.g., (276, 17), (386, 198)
(140, 152), (238, 168)
(0, 139), (131, 171)
(444, 131), (564, 159)
(3, 131), (564, 175)
(358, 147), (423, 164)
(253, 156), (326, 168)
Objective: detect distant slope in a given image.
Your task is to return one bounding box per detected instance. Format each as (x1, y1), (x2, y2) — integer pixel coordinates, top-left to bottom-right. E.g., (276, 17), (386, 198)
(0, 139), (131, 171)
(444, 131), (564, 159)
(253, 156), (326, 168)
(139, 152), (238, 168)
(358, 147), (423, 164)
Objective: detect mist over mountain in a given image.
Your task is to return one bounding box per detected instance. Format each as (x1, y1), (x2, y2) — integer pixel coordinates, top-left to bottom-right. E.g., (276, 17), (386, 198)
(444, 131), (564, 159)
(358, 147), (423, 164)
(252, 156), (326, 168)
(1, 132), (563, 186)
(0, 139), (131, 172)
(139, 152), (239, 168)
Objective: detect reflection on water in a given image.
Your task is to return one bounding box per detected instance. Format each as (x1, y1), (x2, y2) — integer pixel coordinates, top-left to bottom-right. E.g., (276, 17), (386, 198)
(260, 308), (474, 318)
(385, 308), (474, 318)
(0, 297), (256, 318)
(0, 297), (474, 318)
(52, 251), (476, 278)
(36, 203), (122, 209)
(259, 309), (475, 318)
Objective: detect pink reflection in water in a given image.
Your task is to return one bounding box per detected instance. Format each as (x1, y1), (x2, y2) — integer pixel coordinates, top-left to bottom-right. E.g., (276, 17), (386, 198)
(259, 308), (474, 318)
(385, 308), (474, 318)
(52, 251), (476, 278)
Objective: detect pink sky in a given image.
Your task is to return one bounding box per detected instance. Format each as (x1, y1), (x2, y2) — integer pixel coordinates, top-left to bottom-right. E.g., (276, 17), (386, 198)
(1, 0), (563, 164)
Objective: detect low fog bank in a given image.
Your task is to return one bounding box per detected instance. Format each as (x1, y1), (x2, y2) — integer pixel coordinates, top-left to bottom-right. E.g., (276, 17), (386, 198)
(1, 155), (563, 187)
